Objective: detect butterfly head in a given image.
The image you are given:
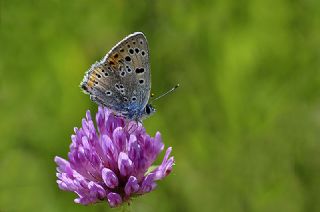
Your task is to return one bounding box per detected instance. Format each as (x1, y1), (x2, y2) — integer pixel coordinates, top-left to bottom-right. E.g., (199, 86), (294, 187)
(141, 104), (156, 120)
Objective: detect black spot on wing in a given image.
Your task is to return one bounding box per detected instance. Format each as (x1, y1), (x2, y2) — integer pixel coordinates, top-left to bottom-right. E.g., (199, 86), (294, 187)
(135, 68), (144, 74)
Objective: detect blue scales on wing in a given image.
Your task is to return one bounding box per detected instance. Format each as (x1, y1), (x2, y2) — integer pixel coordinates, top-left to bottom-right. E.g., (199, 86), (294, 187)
(80, 32), (151, 120)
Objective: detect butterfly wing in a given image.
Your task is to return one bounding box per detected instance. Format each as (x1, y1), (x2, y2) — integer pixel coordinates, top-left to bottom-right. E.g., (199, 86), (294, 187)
(80, 32), (151, 119)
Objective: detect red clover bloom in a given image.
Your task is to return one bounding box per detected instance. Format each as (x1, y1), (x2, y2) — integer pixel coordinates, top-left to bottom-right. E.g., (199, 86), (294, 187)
(54, 106), (174, 207)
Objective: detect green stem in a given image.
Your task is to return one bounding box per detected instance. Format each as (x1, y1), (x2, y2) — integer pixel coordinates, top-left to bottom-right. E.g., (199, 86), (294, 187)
(120, 203), (131, 212)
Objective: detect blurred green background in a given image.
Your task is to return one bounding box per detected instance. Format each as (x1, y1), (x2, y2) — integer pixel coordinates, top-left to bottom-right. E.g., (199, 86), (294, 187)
(1, 0), (320, 211)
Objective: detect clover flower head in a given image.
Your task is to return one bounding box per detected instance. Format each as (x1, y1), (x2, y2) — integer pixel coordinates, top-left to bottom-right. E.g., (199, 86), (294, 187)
(55, 106), (174, 207)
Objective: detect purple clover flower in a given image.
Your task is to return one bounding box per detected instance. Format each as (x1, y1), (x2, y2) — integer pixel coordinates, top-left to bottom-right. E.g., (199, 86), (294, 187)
(55, 106), (174, 207)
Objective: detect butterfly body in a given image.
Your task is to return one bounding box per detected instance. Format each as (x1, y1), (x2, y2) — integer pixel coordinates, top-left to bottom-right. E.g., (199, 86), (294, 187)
(80, 32), (155, 121)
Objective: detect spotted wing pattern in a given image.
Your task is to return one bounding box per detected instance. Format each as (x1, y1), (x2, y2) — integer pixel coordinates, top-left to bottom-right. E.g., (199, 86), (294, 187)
(80, 32), (151, 119)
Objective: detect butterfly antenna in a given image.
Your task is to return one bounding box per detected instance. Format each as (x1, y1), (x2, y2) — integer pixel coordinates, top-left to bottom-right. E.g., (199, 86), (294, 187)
(150, 84), (179, 103)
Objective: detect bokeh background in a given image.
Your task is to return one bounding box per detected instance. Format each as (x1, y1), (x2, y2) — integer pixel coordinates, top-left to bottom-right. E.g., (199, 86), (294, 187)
(1, 0), (320, 211)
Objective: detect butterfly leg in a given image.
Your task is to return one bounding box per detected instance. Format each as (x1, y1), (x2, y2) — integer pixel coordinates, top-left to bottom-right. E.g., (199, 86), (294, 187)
(124, 119), (131, 131)
(126, 120), (141, 134)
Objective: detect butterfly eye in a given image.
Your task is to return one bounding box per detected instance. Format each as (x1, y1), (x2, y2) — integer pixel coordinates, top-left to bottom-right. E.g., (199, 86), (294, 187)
(146, 105), (151, 114)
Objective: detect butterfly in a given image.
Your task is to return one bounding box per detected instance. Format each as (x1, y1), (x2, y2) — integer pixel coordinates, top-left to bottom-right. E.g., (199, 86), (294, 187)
(80, 32), (157, 122)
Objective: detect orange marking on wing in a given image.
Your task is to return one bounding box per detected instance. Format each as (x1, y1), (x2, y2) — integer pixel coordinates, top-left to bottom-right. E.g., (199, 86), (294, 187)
(108, 56), (123, 70)
(87, 80), (94, 88)
(87, 75), (96, 88)
(108, 58), (116, 66)
(89, 74), (96, 81)
(113, 53), (119, 59)
(97, 67), (102, 72)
